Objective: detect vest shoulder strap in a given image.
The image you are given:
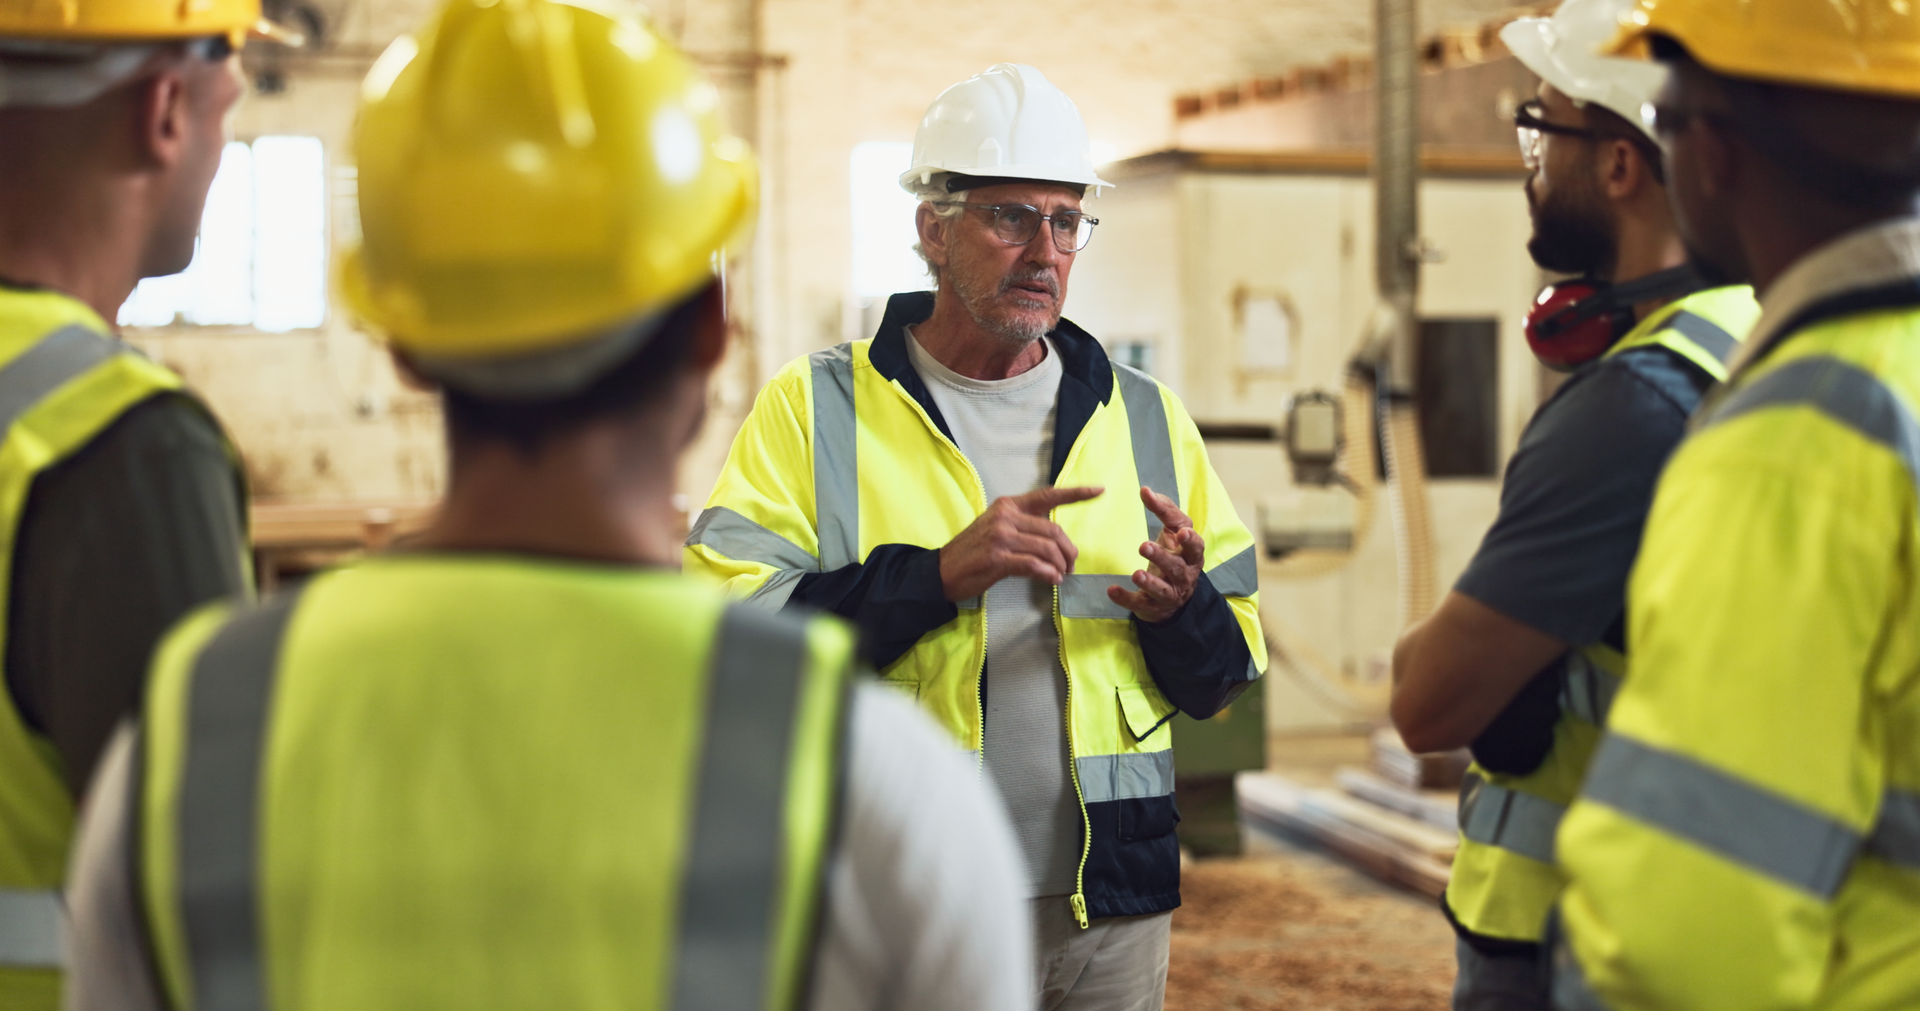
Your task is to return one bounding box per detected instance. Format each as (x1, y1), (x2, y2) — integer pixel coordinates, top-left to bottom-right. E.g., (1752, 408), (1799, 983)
(1607, 289), (1753, 384)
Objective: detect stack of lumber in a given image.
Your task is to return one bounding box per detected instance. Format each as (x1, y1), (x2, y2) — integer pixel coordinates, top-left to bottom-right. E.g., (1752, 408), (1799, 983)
(1236, 731), (1469, 901)
(1368, 727), (1471, 791)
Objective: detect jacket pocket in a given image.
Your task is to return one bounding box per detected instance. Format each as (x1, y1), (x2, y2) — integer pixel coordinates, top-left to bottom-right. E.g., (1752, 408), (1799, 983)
(1117, 794), (1181, 841)
(1117, 684), (1176, 743)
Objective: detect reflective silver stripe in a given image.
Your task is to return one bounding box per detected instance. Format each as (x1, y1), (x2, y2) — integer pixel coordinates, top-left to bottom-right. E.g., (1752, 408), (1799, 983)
(1076, 750), (1175, 804)
(1458, 773), (1564, 865)
(1583, 733), (1861, 897)
(1059, 574), (1132, 619)
(810, 344), (859, 571)
(686, 506), (817, 572)
(1663, 311), (1739, 367)
(1207, 545), (1258, 599)
(1867, 788), (1920, 871)
(0, 325), (120, 432)
(1706, 355), (1920, 494)
(178, 590), (303, 1011)
(1112, 364), (1178, 541)
(673, 605), (812, 1010)
(743, 568), (805, 611)
(0, 889), (64, 968)
(1561, 652), (1621, 726)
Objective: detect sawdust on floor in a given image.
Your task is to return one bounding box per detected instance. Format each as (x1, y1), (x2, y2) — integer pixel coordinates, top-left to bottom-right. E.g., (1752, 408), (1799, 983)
(1165, 848), (1456, 1011)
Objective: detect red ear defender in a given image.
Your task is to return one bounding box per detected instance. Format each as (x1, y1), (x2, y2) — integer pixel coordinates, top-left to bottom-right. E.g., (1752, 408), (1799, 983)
(1522, 266), (1707, 373)
(1524, 280), (1627, 372)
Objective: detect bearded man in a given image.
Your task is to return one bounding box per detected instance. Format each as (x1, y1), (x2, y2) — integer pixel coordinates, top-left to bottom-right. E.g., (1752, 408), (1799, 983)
(688, 64), (1265, 1011)
(1386, 2), (1760, 1008)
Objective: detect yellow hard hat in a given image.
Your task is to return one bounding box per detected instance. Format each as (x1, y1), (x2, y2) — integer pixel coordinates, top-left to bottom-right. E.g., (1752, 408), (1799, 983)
(0, 0), (300, 47)
(339, 0), (758, 361)
(1606, 0), (1920, 97)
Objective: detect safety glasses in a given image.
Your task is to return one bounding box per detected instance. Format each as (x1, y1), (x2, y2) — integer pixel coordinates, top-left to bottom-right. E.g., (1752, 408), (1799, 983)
(944, 202), (1099, 253)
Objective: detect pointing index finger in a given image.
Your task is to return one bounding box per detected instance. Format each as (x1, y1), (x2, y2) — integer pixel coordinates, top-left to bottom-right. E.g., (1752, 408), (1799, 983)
(1018, 485), (1105, 514)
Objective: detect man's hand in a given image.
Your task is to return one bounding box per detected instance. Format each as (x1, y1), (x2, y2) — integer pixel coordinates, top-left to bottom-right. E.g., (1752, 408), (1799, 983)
(939, 486), (1105, 602)
(1108, 487), (1204, 624)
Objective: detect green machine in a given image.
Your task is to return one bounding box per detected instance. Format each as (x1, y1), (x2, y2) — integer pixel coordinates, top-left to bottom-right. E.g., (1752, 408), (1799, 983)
(1171, 677), (1267, 855)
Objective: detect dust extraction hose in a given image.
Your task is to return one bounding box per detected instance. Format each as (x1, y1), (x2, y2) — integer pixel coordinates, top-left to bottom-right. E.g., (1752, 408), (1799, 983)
(1381, 398), (1437, 628)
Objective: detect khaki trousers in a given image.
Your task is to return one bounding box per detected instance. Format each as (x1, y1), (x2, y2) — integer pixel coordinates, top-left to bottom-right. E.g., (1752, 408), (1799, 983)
(1031, 898), (1171, 1011)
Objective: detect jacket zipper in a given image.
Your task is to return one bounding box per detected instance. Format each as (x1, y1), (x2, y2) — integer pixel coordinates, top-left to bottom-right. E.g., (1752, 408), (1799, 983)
(891, 374), (1084, 920)
(1055, 576), (1091, 928)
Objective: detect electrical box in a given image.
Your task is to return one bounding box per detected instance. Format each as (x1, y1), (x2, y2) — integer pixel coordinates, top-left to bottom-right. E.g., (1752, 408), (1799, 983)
(1284, 390), (1341, 486)
(1258, 490), (1356, 557)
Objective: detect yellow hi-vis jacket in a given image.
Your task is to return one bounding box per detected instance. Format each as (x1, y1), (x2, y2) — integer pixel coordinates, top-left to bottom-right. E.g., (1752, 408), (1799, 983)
(1554, 228), (1920, 1011)
(1447, 287), (1758, 947)
(686, 291), (1266, 924)
(134, 557), (852, 1011)
(0, 287), (219, 1007)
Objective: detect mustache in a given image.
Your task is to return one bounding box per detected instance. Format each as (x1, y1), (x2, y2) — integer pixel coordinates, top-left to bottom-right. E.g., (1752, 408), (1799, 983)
(998, 268), (1060, 300)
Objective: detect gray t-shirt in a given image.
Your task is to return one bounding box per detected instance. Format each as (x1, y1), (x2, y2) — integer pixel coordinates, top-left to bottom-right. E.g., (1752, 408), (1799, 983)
(905, 329), (1080, 898)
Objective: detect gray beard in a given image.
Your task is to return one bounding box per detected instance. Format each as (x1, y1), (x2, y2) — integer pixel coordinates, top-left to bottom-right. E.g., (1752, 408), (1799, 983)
(950, 262), (1058, 348)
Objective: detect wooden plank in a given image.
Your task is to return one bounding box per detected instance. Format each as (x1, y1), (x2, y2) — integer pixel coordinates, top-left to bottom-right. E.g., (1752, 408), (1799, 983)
(1237, 771), (1453, 901)
(1336, 767), (1458, 833)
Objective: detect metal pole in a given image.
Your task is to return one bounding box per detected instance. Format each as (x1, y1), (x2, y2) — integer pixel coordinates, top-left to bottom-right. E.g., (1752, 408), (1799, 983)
(1374, 0), (1438, 630)
(1375, 0), (1419, 395)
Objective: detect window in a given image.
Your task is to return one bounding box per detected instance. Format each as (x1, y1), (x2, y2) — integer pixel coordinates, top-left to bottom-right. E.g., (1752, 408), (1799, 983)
(119, 135), (327, 331)
(849, 141), (924, 301)
(1416, 317), (1500, 478)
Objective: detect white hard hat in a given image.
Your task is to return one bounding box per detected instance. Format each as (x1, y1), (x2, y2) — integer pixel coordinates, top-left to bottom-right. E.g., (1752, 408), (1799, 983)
(899, 63), (1114, 195)
(1500, 0), (1667, 141)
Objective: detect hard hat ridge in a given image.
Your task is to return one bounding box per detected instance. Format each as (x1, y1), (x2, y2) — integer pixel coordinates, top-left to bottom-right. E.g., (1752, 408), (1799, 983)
(1500, 0), (1666, 140)
(900, 62), (1113, 194)
(340, 0), (758, 388)
(1604, 0), (1920, 99)
(0, 0), (302, 51)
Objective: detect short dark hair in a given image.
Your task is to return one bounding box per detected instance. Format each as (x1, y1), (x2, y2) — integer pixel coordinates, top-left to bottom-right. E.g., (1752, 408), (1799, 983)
(441, 285), (710, 458)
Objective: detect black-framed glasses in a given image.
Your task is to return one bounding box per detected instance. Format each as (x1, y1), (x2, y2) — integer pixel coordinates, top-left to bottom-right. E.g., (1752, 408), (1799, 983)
(944, 202), (1100, 252)
(1513, 99), (1617, 171)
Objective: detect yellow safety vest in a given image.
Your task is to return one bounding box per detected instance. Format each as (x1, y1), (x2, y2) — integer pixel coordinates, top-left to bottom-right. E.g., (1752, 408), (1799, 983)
(686, 294), (1265, 926)
(1554, 279), (1920, 1010)
(135, 556), (852, 1011)
(0, 287), (210, 1007)
(1447, 287), (1758, 945)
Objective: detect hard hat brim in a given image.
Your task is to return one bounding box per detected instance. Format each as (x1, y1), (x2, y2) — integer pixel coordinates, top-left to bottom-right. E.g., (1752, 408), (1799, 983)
(898, 165), (1115, 195)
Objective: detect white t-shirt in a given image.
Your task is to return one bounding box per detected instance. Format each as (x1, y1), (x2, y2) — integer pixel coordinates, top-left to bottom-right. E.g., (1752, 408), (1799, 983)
(62, 685), (1032, 1011)
(904, 330), (1080, 899)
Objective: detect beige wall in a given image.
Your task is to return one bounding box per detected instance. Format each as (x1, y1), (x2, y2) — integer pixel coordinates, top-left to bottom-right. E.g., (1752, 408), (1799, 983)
(125, 0), (1525, 505)
(1068, 165), (1541, 731)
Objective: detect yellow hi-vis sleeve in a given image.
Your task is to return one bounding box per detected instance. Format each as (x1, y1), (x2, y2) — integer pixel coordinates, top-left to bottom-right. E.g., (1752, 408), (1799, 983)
(685, 359), (822, 606)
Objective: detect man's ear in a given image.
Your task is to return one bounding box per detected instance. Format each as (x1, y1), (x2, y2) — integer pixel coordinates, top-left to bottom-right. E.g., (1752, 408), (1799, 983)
(687, 280), (728, 372)
(132, 67), (192, 171)
(915, 204), (951, 269)
(1598, 137), (1647, 200)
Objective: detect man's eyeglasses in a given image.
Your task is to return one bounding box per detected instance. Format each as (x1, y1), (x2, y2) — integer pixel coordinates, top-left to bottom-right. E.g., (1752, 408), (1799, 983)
(943, 202), (1100, 252)
(1513, 99), (1618, 171)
